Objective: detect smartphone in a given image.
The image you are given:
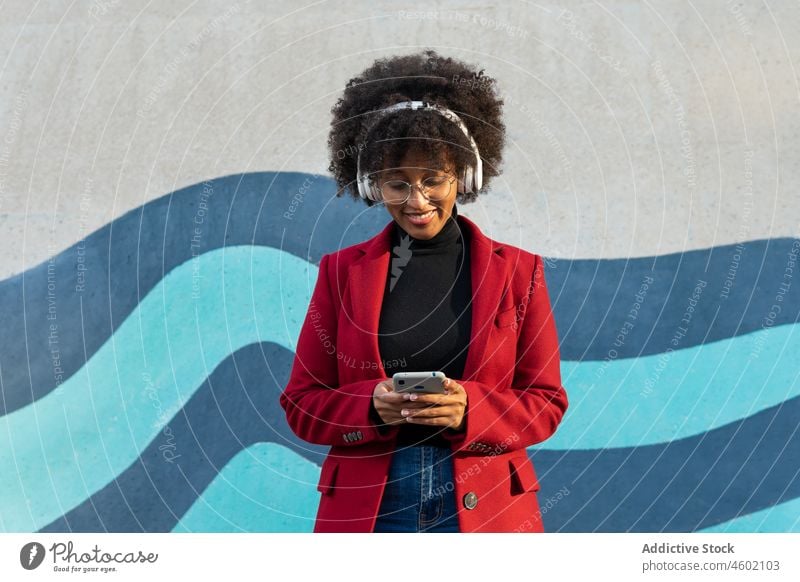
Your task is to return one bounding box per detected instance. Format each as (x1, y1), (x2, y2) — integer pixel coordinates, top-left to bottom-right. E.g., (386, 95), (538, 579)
(392, 371), (447, 394)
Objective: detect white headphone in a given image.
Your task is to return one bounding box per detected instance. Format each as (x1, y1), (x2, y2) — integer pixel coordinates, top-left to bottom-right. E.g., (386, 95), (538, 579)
(355, 100), (483, 202)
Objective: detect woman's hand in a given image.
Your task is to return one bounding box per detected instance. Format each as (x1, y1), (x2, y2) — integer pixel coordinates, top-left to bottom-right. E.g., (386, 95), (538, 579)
(404, 377), (467, 431)
(372, 377), (467, 431)
(372, 380), (410, 426)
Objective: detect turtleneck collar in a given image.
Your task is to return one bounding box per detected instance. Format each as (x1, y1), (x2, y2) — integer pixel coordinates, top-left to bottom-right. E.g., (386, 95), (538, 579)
(392, 204), (463, 252)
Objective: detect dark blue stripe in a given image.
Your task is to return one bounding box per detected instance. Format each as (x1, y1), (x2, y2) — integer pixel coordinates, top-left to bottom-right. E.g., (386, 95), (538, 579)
(0, 173), (387, 416)
(531, 395), (800, 532)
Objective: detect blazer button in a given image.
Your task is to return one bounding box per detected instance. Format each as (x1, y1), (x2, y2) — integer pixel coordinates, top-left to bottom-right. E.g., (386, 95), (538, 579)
(463, 492), (478, 510)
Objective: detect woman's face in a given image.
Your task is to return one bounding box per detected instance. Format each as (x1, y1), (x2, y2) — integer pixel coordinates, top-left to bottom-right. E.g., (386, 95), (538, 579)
(377, 147), (458, 240)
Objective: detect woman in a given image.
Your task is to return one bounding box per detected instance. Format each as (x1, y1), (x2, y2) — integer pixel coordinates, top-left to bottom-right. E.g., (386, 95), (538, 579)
(279, 50), (568, 533)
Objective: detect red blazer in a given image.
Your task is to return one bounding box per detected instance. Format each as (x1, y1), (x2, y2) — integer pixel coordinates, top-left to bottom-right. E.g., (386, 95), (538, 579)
(279, 213), (568, 532)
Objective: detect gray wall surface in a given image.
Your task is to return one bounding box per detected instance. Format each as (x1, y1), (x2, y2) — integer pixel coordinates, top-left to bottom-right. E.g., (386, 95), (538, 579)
(1, 1), (798, 534)
(1, 1), (797, 276)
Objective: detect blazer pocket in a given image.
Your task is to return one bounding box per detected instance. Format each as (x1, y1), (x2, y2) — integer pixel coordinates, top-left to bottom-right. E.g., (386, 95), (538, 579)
(494, 306), (518, 328)
(508, 455), (540, 495)
(317, 458), (339, 495)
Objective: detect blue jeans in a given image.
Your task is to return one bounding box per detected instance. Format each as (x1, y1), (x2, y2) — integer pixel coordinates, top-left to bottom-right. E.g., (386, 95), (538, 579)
(373, 445), (460, 532)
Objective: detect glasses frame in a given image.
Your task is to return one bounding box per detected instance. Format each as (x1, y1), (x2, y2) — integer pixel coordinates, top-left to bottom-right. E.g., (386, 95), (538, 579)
(377, 174), (457, 206)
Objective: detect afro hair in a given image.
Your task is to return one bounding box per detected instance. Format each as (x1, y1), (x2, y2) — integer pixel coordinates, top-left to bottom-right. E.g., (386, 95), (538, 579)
(327, 49), (506, 206)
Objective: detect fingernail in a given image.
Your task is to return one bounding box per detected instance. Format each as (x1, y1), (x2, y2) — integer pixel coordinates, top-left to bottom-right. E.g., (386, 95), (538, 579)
(401, 409), (409, 416)
(409, 394), (418, 400)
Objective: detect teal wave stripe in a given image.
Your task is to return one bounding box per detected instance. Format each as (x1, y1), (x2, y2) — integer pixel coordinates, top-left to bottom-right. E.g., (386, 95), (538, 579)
(0, 246), (317, 532)
(172, 443), (319, 532)
(698, 497), (800, 533)
(540, 324), (799, 450)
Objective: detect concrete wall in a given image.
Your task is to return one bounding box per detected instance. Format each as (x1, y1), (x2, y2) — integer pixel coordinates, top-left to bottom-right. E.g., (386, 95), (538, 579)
(1, 1), (798, 532)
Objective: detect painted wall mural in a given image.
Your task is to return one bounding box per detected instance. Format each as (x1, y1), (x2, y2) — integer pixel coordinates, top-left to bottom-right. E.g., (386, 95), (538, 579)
(1, 173), (797, 533)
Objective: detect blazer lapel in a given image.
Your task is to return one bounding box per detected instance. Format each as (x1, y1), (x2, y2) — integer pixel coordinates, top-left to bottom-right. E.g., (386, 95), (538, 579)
(458, 215), (507, 381)
(345, 214), (507, 381)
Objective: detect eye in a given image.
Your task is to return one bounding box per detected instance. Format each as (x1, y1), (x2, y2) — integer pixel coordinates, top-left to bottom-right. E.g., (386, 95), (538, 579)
(423, 176), (448, 188)
(383, 180), (408, 192)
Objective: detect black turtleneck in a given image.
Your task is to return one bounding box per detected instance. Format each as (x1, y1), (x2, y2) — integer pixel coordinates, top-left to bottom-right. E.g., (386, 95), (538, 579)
(372, 204), (472, 447)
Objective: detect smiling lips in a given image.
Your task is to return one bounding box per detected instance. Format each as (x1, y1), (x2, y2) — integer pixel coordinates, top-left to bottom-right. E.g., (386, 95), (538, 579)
(404, 209), (437, 225)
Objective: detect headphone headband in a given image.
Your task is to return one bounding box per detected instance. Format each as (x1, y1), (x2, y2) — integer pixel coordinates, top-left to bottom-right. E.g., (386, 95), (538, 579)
(355, 100), (483, 201)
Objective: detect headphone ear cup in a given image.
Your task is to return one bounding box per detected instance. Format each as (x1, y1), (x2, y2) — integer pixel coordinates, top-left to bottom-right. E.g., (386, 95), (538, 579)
(474, 158), (483, 192)
(357, 174), (380, 201)
(357, 175), (368, 199)
(464, 165), (474, 194)
(370, 181), (381, 201)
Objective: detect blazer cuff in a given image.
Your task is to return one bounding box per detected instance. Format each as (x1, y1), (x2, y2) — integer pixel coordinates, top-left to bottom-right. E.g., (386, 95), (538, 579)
(369, 397), (392, 435)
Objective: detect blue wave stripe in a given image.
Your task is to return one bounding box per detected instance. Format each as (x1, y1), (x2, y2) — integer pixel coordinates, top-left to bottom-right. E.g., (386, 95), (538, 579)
(0, 173), (388, 416)
(544, 324), (800, 449)
(530, 395), (800, 532)
(39, 357), (800, 533)
(698, 498), (800, 533)
(0, 246), (316, 532)
(39, 341), (327, 533)
(169, 388), (800, 533)
(2, 172), (798, 416)
(545, 237), (800, 361)
(5, 247), (798, 531)
(172, 443), (319, 533)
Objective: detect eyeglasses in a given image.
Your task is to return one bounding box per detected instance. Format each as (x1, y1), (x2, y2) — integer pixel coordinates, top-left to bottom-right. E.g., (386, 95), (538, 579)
(378, 175), (457, 206)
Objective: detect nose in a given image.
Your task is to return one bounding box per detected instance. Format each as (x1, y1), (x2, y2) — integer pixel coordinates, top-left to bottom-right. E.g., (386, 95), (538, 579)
(406, 182), (438, 209)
